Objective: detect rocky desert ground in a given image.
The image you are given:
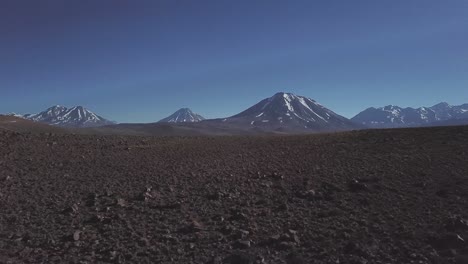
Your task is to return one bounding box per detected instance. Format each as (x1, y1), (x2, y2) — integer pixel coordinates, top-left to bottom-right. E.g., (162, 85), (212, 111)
(1, 125), (468, 263)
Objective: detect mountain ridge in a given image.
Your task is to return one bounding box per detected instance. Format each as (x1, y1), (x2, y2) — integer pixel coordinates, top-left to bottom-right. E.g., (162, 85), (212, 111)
(352, 102), (468, 128)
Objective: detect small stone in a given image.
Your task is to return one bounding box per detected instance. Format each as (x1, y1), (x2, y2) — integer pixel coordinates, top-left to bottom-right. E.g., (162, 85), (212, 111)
(19, 247), (33, 257)
(62, 203), (79, 215)
(430, 233), (466, 250)
(277, 241), (295, 250)
(445, 216), (468, 231)
(233, 240), (251, 249)
(221, 224), (237, 235)
(117, 198), (127, 207)
(224, 253), (255, 264)
(110, 251), (118, 260)
(239, 230), (250, 238)
(348, 179), (369, 192)
(286, 252), (306, 264)
(179, 220), (203, 233)
(73, 231), (81, 241)
(229, 212), (248, 222)
(207, 256), (223, 264)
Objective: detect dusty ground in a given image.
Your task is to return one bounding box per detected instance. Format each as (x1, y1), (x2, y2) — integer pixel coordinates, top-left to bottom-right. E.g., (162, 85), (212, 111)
(1, 126), (468, 263)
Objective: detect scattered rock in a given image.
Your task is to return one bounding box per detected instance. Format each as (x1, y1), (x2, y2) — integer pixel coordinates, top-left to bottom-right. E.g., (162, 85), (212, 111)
(223, 253), (255, 264)
(445, 216), (468, 231)
(295, 189), (323, 200)
(207, 256), (223, 264)
(285, 252), (306, 264)
(2, 125), (468, 263)
(348, 179), (369, 192)
(116, 198), (127, 207)
(62, 203), (79, 215)
(179, 220), (203, 234)
(429, 233), (466, 250)
(232, 240), (251, 249)
(73, 231), (81, 241)
(277, 241), (295, 250)
(136, 187), (157, 201)
(229, 211), (249, 222)
(221, 224), (237, 235)
(233, 229), (250, 239)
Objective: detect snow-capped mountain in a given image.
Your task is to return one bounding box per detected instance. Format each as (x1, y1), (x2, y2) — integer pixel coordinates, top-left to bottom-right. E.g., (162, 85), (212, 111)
(352, 102), (468, 128)
(219, 92), (361, 131)
(21, 105), (115, 128)
(158, 108), (205, 123)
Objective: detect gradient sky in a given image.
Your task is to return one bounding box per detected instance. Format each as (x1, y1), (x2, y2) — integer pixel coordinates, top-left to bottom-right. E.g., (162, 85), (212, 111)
(1, 0), (467, 122)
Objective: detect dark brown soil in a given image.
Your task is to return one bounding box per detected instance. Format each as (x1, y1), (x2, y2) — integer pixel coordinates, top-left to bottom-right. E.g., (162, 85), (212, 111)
(1, 126), (468, 263)
(0, 116), (67, 135)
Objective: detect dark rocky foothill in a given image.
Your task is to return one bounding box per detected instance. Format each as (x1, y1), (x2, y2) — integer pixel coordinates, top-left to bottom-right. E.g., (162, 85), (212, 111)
(0, 125), (468, 263)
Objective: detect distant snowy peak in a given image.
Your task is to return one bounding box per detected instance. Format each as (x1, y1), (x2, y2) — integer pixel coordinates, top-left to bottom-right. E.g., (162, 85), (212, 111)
(352, 102), (468, 128)
(23, 105), (114, 128)
(6, 112), (26, 119)
(227, 92), (359, 130)
(232, 92), (335, 122)
(158, 108), (205, 123)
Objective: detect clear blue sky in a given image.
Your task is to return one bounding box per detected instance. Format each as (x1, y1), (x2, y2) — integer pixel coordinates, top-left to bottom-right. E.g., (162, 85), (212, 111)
(1, 0), (467, 122)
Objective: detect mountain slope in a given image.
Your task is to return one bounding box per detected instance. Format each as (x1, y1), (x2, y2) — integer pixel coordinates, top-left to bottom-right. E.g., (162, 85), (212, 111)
(352, 102), (468, 128)
(216, 92), (361, 132)
(158, 108), (205, 123)
(23, 105), (114, 128)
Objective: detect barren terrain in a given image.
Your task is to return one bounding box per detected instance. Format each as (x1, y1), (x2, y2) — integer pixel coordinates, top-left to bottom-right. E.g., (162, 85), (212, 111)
(1, 126), (468, 263)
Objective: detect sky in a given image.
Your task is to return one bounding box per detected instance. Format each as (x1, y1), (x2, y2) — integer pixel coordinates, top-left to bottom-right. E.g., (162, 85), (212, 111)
(1, 0), (467, 123)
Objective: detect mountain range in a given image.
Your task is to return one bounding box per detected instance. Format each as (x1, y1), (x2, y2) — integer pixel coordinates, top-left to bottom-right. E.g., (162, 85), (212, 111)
(4, 93), (468, 134)
(352, 102), (468, 128)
